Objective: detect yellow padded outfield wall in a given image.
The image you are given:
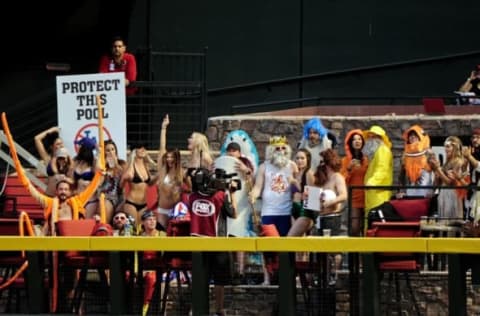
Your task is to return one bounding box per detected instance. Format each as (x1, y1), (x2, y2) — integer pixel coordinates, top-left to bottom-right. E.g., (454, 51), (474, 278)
(0, 236), (479, 253)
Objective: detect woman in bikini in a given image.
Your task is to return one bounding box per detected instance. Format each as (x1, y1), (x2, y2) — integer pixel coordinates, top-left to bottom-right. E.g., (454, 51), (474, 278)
(287, 148), (316, 236)
(185, 131), (214, 192)
(120, 142), (155, 230)
(34, 126), (73, 196)
(187, 132), (213, 169)
(156, 114), (184, 230)
(97, 139), (126, 223)
(73, 137), (98, 218)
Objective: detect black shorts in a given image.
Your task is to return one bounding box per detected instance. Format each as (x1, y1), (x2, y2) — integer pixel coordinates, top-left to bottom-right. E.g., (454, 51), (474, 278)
(319, 214), (342, 236)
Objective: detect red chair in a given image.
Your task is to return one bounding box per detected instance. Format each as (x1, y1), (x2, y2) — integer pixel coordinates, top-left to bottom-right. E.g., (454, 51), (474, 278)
(389, 198), (431, 221)
(55, 219), (110, 313)
(0, 218), (33, 312)
(367, 221), (422, 316)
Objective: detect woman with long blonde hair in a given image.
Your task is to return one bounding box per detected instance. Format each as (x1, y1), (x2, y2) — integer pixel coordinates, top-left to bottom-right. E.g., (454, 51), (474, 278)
(119, 142), (156, 229)
(187, 132), (213, 169)
(429, 136), (469, 224)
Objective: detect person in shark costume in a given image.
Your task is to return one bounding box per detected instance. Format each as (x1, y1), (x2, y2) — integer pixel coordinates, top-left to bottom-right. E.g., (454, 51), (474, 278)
(217, 130), (260, 283)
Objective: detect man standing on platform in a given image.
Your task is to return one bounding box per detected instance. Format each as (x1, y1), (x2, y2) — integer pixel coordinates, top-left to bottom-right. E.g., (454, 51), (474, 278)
(98, 36), (137, 95)
(362, 125), (393, 223)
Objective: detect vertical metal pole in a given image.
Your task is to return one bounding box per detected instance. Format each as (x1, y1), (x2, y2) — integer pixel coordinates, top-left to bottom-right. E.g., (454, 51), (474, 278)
(192, 252), (209, 316)
(109, 252), (127, 314)
(448, 254), (467, 316)
(348, 186), (360, 316)
(26, 251), (45, 313)
(146, 0), (153, 81)
(278, 252), (296, 316)
(362, 253), (380, 316)
(201, 47), (208, 131)
(298, 0), (304, 107)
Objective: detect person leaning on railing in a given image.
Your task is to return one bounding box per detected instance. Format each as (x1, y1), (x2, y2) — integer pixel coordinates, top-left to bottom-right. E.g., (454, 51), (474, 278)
(98, 35), (137, 96)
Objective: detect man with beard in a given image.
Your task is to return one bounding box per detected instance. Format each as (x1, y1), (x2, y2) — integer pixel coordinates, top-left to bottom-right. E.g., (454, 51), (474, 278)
(362, 125), (393, 219)
(250, 136), (298, 236)
(98, 36), (137, 95)
(298, 117), (336, 172)
(111, 210), (130, 236)
(249, 136), (298, 285)
(46, 176), (104, 234)
(1, 111), (104, 235)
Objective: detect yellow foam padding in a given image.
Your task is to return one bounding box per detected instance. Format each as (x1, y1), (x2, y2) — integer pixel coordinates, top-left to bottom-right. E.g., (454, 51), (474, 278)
(0, 236), (479, 254)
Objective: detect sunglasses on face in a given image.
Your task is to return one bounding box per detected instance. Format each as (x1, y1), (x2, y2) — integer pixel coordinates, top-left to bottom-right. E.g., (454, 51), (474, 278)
(275, 146), (287, 151)
(114, 215), (126, 221)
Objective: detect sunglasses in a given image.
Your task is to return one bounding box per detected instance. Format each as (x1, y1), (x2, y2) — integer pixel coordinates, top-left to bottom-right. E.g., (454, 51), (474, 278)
(275, 146), (287, 151)
(113, 215), (126, 221)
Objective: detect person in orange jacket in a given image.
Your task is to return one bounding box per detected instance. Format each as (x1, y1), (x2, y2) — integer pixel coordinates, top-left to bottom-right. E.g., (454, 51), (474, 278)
(340, 129), (368, 236)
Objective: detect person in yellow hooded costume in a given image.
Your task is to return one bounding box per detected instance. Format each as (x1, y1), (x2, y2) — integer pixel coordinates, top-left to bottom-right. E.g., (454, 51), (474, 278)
(362, 125), (393, 213)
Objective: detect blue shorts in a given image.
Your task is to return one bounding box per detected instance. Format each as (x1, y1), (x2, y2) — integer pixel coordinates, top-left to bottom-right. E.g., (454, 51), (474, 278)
(261, 215), (291, 236)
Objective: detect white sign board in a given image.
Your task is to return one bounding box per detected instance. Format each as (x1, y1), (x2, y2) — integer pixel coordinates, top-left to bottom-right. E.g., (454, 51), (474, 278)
(56, 73), (127, 160)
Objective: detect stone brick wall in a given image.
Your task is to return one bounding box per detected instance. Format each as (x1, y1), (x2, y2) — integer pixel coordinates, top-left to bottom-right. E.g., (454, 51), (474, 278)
(162, 272), (480, 315)
(207, 114), (480, 183)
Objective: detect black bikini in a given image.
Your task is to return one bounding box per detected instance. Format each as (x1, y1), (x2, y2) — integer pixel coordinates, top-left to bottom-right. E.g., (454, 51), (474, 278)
(132, 164), (150, 184)
(124, 165), (150, 212)
(125, 200), (148, 212)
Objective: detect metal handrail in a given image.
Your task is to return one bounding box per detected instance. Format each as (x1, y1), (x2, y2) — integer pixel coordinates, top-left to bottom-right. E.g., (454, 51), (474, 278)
(231, 95), (459, 110)
(0, 131), (47, 191)
(209, 49), (480, 95)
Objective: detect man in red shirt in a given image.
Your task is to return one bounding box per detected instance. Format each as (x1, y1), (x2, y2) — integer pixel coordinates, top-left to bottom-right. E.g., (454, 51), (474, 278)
(98, 36), (137, 95)
(188, 168), (237, 316)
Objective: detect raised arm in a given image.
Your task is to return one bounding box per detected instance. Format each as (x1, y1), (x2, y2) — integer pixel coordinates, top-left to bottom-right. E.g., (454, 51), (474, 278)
(34, 126), (60, 162)
(459, 71), (476, 93)
(157, 114), (169, 170)
(120, 150), (135, 188)
(2, 113), (49, 208)
(77, 150), (106, 205)
(249, 163), (266, 204)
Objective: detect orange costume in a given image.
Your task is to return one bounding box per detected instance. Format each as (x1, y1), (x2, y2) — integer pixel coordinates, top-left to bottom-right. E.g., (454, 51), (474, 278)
(2, 112), (105, 313)
(340, 129), (368, 209)
(1, 112), (103, 225)
(402, 125), (432, 184)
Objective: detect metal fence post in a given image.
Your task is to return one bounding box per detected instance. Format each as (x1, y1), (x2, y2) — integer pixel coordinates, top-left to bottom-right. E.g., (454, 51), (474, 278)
(278, 252), (296, 316)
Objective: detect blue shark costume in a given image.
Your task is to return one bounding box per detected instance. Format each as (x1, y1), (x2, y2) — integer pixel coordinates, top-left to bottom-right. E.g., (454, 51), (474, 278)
(219, 130), (259, 236)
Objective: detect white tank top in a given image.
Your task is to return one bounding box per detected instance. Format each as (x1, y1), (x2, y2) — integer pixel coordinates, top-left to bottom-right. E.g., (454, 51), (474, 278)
(261, 161), (293, 216)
